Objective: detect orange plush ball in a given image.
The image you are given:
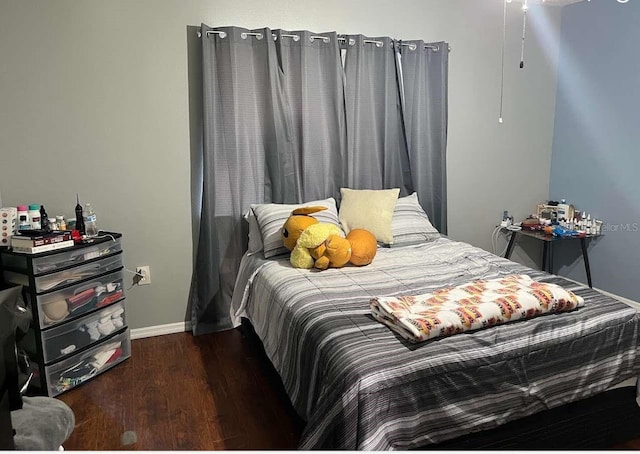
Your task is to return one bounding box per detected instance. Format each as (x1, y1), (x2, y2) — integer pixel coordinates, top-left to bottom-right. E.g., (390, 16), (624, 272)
(347, 229), (377, 266)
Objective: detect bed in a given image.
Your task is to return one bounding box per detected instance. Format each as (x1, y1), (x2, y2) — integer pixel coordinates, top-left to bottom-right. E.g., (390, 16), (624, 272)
(231, 237), (640, 450)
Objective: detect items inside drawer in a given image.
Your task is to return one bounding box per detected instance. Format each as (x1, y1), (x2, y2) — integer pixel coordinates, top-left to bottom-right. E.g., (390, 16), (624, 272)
(34, 253), (122, 293)
(42, 302), (126, 364)
(39, 270), (125, 328)
(46, 330), (130, 396)
(32, 238), (122, 274)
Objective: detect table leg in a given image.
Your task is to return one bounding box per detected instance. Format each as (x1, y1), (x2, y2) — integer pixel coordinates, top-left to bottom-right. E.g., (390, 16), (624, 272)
(581, 237), (593, 288)
(541, 241), (548, 272)
(504, 232), (517, 259)
(548, 242), (554, 275)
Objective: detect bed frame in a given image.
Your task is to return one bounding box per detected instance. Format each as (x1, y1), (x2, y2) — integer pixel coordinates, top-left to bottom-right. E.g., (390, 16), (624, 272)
(241, 318), (640, 450)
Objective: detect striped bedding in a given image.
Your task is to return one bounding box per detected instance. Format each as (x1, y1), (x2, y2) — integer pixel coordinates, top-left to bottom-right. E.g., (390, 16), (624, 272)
(231, 237), (640, 450)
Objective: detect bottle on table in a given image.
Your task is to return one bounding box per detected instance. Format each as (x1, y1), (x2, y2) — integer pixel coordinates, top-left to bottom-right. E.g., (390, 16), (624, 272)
(84, 203), (99, 238)
(28, 204), (41, 230)
(40, 205), (49, 232)
(17, 205), (30, 231)
(75, 195), (85, 235)
(56, 215), (66, 231)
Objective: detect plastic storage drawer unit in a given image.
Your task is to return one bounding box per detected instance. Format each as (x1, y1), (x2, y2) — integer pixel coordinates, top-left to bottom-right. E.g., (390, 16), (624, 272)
(37, 269), (125, 328)
(44, 329), (131, 397)
(41, 302), (127, 364)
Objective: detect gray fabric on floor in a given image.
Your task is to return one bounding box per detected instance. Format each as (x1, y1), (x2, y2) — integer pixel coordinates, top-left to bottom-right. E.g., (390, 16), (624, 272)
(11, 396), (75, 450)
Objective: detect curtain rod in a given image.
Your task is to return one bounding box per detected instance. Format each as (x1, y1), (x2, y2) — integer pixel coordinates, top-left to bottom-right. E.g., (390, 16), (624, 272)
(197, 29), (450, 52)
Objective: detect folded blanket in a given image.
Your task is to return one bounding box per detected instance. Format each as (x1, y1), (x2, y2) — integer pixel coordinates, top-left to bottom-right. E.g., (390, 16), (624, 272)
(370, 275), (584, 343)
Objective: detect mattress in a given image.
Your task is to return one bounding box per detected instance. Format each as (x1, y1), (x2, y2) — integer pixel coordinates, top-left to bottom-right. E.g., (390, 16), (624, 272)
(230, 237), (640, 450)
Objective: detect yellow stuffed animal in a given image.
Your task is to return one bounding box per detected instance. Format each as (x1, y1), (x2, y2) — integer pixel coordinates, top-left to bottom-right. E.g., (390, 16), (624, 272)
(291, 223), (348, 270)
(282, 206), (377, 270)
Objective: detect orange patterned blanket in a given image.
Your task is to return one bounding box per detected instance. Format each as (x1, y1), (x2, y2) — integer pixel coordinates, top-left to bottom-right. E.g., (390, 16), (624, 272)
(370, 275), (584, 343)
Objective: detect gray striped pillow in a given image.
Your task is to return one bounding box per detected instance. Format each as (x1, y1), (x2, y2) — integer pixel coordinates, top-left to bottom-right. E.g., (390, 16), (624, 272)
(251, 198), (343, 258)
(390, 192), (440, 246)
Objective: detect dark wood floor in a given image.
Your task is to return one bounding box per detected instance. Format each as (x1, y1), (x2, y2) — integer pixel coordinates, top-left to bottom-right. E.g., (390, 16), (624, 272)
(58, 328), (640, 450)
(58, 329), (303, 450)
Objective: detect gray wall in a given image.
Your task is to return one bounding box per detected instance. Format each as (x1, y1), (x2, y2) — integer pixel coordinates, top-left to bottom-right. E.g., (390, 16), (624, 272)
(550, 0), (640, 300)
(0, 0), (561, 330)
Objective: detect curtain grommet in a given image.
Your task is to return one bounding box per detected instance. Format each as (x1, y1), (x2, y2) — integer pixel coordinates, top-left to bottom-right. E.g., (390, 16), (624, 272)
(293, 35), (300, 42)
(200, 30), (227, 39)
(240, 32), (263, 40)
(376, 41), (384, 48)
(309, 35), (329, 44)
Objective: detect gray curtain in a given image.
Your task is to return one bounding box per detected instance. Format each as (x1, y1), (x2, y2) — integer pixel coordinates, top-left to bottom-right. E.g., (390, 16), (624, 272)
(191, 26), (350, 334)
(273, 30), (347, 202)
(191, 26), (448, 334)
(399, 40), (449, 234)
(343, 35), (413, 196)
(190, 25), (296, 334)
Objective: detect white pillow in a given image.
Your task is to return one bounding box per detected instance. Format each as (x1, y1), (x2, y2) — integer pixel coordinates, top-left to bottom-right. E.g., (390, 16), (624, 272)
(338, 188), (400, 244)
(251, 197), (343, 258)
(391, 192), (440, 246)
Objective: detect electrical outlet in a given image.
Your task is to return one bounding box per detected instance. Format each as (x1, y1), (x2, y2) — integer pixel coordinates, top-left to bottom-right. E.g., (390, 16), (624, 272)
(136, 266), (151, 285)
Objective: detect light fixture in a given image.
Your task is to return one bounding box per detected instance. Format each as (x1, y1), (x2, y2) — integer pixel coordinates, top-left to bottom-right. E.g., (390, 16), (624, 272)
(498, 0), (528, 124)
(499, 0), (508, 124)
(520, 0), (528, 69)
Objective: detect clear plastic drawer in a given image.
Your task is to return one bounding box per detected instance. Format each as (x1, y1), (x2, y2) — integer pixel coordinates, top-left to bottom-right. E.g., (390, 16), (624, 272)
(2, 253), (123, 293)
(41, 301), (126, 364)
(37, 269), (125, 328)
(1, 238), (122, 275)
(45, 329), (130, 397)
(34, 253), (123, 293)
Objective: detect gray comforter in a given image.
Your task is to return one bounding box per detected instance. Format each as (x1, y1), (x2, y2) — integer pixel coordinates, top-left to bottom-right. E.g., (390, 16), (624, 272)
(231, 238), (640, 449)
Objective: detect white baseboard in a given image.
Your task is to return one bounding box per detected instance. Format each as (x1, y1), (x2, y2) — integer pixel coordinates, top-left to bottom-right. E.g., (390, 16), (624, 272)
(130, 321), (192, 340)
